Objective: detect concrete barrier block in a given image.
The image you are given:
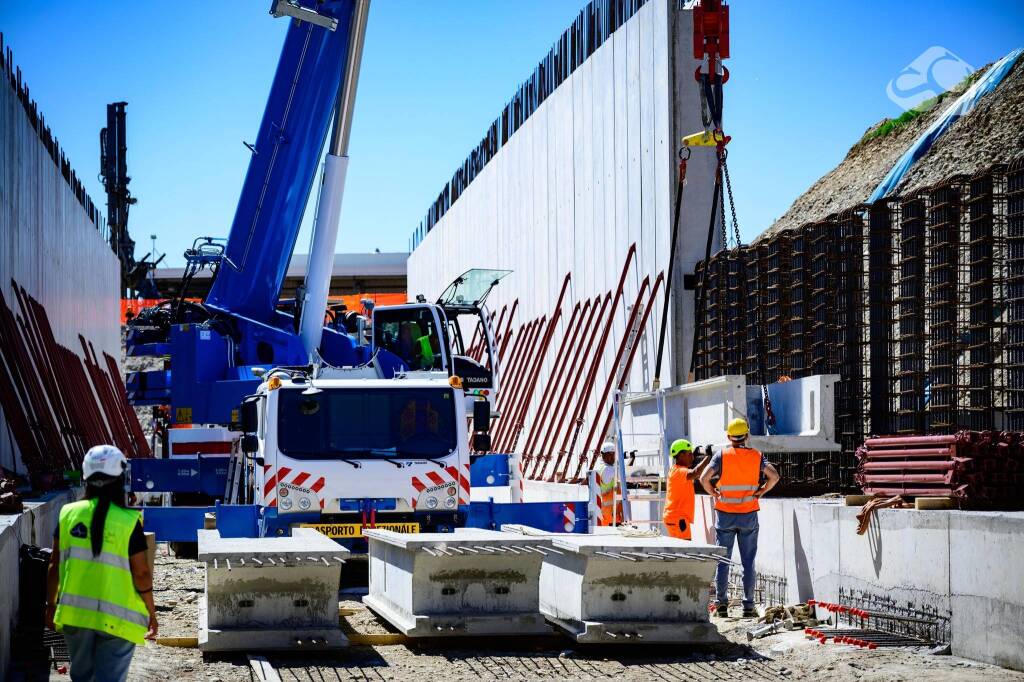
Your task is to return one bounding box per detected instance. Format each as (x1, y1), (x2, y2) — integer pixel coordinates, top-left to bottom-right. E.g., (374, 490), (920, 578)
(363, 528), (552, 637)
(527, 531), (725, 643)
(197, 528), (348, 651)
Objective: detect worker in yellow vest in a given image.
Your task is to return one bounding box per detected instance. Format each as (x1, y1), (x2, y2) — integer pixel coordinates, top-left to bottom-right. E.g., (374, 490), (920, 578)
(663, 439), (711, 540)
(597, 441), (623, 526)
(699, 418), (780, 618)
(46, 445), (158, 681)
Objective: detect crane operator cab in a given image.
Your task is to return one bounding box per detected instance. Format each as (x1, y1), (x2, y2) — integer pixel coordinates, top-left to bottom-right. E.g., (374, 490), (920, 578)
(371, 269), (510, 414)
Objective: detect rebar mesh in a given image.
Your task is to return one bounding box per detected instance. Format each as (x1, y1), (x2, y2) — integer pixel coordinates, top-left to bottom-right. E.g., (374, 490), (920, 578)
(692, 160), (1023, 493)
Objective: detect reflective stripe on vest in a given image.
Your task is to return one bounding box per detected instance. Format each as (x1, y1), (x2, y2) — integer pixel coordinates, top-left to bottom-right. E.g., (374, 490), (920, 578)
(715, 446), (762, 513)
(58, 593), (150, 628)
(53, 499), (149, 645)
(598, 467), (620, 525)
(61, 546), (132, 572)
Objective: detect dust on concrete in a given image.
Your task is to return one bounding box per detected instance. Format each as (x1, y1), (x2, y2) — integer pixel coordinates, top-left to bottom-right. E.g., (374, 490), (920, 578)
(119, 545), (1024, 681)
(761, 58), (1024, 240)
(592, 571), (706, 602)
(429, 568), (527, 584)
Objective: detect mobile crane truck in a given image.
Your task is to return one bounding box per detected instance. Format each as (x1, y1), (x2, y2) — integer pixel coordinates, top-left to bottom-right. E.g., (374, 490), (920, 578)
(123, 0), (563, 551)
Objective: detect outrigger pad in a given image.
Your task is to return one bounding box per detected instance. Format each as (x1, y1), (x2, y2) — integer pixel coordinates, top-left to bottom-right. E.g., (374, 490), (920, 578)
(502, 525), (728, 644)
(363, 528), (555, 637)
(197, 528), (349, 651)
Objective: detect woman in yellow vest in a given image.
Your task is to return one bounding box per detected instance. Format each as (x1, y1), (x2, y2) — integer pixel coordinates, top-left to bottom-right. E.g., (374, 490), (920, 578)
(662, 440), (711, 540)
(698, 418), (780, 619)
(45, 445), (158, 681)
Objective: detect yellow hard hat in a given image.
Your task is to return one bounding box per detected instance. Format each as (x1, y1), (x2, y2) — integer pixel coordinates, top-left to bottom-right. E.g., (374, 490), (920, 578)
(726, 418), (749, 438)
(670, 439), (694, 456)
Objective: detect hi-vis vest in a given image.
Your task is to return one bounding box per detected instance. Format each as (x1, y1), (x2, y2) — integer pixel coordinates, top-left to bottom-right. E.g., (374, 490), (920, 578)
(663, 465), (695, 539)
(598, 464), (622, 525)
(714, 446), (763, 513)
(54, 499), (149, 644)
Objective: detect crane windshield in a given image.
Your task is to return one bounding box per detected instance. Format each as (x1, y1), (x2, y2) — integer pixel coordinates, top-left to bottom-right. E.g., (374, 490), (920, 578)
(277, 387), (458, 460)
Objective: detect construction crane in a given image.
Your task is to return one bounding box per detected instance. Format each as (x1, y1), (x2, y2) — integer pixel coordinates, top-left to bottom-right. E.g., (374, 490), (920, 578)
(124, 0), (508, 543)
(100, 101), (162, 298)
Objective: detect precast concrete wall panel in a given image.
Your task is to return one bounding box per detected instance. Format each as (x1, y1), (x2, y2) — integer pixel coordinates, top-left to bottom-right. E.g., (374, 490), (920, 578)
(408, 0), (719, 481)
(0, 51), (120, 474)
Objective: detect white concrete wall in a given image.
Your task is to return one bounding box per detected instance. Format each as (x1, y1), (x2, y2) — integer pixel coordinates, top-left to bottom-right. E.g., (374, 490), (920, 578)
(685, 498), (1024, 672)
(408, 0), (720, 480)
(0, 65), (120, 474)
(0, 489), (78, 677)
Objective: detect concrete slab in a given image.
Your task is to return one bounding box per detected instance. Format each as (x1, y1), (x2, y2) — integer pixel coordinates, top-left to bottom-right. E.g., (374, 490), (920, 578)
(197, 529), (348, 652)
(363, 529), (553, 637)
(503, 526), (725, 644)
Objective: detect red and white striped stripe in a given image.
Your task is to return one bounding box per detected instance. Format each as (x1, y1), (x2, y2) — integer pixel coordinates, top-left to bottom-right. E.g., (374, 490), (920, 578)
(410, 462), (471, 508)
(562, 502), (576, 532)
(588, 470), (602, 528)
(263, 465), (326, 508)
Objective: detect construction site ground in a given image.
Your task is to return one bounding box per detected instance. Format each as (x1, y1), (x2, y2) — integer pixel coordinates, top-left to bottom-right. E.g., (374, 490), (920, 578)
(90, 545), (1024, 681)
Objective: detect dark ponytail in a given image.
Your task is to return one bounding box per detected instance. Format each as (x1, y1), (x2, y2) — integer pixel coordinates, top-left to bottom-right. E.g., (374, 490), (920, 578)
(84, 473), (127, 557)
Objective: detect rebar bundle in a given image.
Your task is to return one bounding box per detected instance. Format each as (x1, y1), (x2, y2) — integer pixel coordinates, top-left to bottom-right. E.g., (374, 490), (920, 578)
(855, 431), (1024, 510)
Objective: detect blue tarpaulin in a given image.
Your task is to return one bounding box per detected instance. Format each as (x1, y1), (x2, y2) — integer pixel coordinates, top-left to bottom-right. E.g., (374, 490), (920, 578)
(868, 48), (1023, 203)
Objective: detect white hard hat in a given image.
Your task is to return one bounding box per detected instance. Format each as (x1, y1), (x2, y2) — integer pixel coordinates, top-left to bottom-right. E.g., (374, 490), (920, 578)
(600, 441), (616, 454)
(82, 445), (127, 480)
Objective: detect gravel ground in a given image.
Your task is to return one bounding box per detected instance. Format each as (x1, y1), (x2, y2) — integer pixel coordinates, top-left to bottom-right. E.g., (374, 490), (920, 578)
(76, 545), (1023, 682)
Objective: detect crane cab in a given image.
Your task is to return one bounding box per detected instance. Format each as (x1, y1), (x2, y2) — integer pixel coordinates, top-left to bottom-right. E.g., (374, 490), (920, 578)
(370, 269), (509, 414)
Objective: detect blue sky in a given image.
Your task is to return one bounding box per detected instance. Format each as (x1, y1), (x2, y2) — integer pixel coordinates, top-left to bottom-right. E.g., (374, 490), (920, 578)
(2, 1), (1022, 267)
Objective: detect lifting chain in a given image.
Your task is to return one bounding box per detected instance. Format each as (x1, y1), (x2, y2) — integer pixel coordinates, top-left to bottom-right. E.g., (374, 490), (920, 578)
(718, 166), (728, 251)
(721, 157), (742, 248)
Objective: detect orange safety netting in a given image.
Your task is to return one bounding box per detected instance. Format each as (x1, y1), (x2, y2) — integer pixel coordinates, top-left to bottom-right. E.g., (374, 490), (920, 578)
(121, 293), (407, 324)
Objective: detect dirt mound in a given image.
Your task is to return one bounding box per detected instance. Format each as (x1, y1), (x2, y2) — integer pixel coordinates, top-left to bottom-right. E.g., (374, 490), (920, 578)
(762, 58), (1024, 238)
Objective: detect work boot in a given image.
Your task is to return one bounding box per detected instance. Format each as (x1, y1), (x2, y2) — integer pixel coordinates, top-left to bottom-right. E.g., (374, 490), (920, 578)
(741, 607), (759, 618)
(715, 603), (730, 618)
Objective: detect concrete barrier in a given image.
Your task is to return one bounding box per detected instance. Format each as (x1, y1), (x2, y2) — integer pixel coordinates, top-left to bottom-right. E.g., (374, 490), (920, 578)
(0, 489), (78, 677)
(363, 528), (553, 637)
(197, 528), (348, 651)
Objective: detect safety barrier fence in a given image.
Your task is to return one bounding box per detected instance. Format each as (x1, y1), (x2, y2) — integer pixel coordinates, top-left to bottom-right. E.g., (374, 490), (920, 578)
(694, 160), (1024, 492)
(0, 283), (150, 488)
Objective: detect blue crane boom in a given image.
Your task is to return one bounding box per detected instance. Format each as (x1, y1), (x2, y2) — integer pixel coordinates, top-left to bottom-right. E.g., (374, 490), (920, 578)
(206, 0), (359, 323)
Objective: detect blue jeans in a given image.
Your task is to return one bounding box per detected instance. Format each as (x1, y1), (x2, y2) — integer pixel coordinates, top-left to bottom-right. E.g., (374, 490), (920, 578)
(64, 626), (136, 682)
(714, 510), (759, 611)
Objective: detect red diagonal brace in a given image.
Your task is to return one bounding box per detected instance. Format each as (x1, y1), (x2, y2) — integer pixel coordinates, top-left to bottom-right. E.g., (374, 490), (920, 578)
(529, 295), (604, 480)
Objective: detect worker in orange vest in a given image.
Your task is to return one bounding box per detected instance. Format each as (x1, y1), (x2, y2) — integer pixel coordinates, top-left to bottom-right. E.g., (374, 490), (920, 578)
(699, 417), (780, 619)
(663, 439), (711, 540)
(597, 441), (623, 526)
